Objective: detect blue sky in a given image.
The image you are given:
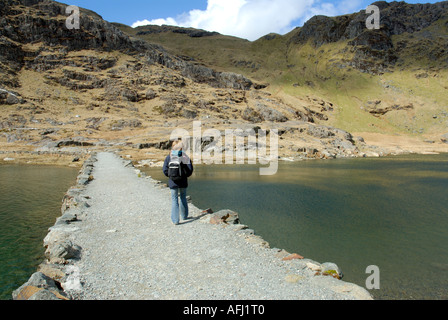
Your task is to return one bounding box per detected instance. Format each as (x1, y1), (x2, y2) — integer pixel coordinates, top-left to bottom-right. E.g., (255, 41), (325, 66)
(66, 0), (443, 40)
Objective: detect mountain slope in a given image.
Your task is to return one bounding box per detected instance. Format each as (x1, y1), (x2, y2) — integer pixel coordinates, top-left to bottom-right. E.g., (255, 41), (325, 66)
(121, 1), (448, 138)
(1, 0), (447, 167)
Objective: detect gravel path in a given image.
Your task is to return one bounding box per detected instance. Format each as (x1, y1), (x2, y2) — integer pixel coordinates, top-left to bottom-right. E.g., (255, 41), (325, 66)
(66, 152), (372, 300)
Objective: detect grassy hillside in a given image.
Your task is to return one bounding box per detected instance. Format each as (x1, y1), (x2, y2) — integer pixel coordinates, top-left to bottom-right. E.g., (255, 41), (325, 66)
(116, 9), (448, 138)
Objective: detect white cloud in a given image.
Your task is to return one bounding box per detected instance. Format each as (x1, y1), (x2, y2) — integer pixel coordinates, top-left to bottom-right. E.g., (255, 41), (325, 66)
(131, 0), (365, 41)
(132, 17), (178, 27)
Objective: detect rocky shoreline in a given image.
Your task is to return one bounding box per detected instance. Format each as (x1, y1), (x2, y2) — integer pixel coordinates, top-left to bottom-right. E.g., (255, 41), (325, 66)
(1, 137), (447, 170)
(11, 152), (373, 300)
(11, 154), (97, 300)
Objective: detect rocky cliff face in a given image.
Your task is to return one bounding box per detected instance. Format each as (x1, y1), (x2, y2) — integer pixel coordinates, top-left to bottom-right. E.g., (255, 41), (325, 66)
(290, 1), (448, 74)
(293, 1), (448, 45)
(0, 0), (256, 90)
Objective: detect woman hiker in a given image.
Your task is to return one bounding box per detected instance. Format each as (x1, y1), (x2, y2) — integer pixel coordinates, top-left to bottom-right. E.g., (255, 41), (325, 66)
(162, 140), (194, 225)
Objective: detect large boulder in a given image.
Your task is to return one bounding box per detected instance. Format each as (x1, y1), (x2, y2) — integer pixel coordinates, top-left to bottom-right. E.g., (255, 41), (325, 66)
(45, 239), (81, 264)
(0, 88), (23, 105)
(12, 272), (67, 300)
(209, 209), (240, 225)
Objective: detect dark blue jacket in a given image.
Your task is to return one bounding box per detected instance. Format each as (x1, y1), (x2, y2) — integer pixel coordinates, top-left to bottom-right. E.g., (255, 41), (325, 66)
(163, 151), (193, 189)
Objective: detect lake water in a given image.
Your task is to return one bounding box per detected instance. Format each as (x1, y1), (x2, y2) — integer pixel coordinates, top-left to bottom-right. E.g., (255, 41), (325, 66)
(1, 155), (446, 300)
(144, 153), (448, 300)
(0, 165), (78, 300)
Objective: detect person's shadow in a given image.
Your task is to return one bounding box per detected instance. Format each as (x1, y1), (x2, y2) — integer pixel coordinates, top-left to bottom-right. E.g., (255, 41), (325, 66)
(178, 212), (210, 225)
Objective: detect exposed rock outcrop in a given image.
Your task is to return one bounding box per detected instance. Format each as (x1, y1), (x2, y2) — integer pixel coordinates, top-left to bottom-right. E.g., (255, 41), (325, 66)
(290, 1), (448, 74)
(133, 24), (220, 38)
(363, 100), (414, 116)
(0, 88), (24, 104)
(0, 0), (257, 90)
(292, 1), (448, 47)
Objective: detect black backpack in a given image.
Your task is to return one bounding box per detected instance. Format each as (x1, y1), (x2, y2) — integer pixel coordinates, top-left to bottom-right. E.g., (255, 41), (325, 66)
(168, 153), (184, 182)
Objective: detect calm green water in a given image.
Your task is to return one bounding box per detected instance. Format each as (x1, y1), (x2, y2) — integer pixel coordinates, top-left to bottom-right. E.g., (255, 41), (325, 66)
(145, 154), (448, 300)
(1, 155), (446, 300)
(0, 165), (78, 300)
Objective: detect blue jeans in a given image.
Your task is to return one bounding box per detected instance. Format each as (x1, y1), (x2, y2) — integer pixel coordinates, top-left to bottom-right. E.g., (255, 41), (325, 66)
(170, 188), (188, 224)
